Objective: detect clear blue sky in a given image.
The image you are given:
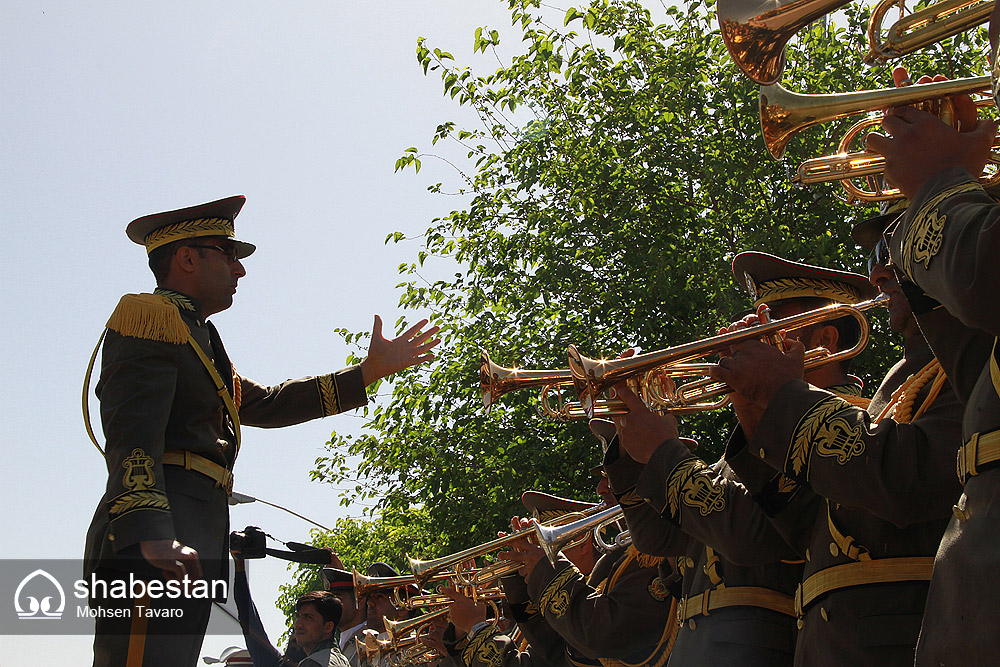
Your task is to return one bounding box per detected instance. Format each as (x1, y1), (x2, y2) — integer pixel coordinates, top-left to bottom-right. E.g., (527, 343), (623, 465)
(1, 0), (518, 661)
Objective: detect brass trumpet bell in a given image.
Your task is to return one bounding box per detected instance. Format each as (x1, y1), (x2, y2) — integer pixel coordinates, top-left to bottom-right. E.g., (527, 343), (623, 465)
(534, 505), (625, 563)
(480, 350), (572, 413)
(866, 0), (992, 63)
(760, 74), (993, 160)
(718, 0), (851, 85)
(568, 294), (887, 420)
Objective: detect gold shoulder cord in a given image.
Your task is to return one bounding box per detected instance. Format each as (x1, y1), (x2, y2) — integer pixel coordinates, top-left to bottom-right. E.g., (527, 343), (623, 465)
(875, 359), (946, 425)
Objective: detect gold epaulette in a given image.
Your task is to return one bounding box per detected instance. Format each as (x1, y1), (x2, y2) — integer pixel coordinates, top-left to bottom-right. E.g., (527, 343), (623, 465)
(106, 293), (190, 344)
(626, 544), (664, 569)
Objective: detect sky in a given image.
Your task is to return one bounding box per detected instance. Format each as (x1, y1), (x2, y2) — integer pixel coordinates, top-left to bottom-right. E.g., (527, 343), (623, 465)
(0, 0), (521, 662)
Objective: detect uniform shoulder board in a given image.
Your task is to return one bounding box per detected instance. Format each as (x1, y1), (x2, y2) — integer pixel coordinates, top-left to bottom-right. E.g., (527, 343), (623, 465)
(105, 293), (190, 344)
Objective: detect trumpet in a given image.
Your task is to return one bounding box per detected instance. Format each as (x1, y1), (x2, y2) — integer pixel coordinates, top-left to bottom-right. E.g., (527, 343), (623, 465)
(792, 114), (1000, 202)
(481, 350), (655, 419)
(866, 0), (993, 63)
(535, 505), (627, 564)
(568, 294), (887, 420)
(717, 0), (851, 85)
(760, 74), (992, 160)
(353, 568), (459, 606)
(406, 502), (607, 586)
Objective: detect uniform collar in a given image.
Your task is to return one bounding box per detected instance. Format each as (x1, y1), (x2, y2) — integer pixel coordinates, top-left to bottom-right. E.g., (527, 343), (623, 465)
(154, 287), (206, 324)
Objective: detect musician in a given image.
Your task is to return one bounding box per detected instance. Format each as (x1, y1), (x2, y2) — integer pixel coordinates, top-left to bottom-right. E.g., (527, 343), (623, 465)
(699, 243), (963, 666)
(860, 21), (1000, 661)
(84, 195), (440, 666)
(608, 254), (886, 665)
(439, 489), (676, 667)
(362, 562), (415, 634)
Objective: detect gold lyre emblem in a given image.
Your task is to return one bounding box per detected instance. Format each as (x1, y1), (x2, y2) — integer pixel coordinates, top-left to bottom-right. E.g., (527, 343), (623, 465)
(549, 590), (571, 618)
(682, 473), (727, 516)
(814, 417), (865, 464)
(910, 210), (946, 270)
(121, 448), (156, 491)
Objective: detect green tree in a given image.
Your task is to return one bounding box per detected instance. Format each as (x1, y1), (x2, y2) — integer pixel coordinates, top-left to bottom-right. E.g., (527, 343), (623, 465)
(282, 0), (989, 610)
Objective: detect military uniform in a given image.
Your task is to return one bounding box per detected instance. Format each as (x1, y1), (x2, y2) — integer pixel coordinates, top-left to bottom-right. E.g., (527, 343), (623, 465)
(887, 166), (1000, 665)
(605, 446), (801, 666)
(455, 491), (675, 667)
(85, 198), (369, 667)
(721, 253), (964, 665)
(605, 253), (895, 666)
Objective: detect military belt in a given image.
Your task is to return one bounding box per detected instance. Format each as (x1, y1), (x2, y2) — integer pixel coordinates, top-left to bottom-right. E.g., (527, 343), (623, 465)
(794, 557), (934, 616)
(162, 450), (233, 495)
(956, 429), (1000, 483)
(677, 585), (795, 622)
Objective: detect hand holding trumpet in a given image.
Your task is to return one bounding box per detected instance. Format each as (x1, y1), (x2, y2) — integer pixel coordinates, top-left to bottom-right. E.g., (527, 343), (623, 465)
(866, 67), (998, 199)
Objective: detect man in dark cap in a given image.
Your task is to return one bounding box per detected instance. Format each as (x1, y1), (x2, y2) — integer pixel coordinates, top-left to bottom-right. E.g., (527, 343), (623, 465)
(697, 244), (963, 665)
(361, 562), (414, 635)
(84, 196), (440, 666)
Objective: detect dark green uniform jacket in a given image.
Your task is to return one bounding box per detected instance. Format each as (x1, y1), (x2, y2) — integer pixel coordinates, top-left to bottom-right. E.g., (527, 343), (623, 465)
(725, 342), (963, 666)
(85, 288), (368, 588)
(888, 166), (1000, 666)
(605, 439), (800, 667)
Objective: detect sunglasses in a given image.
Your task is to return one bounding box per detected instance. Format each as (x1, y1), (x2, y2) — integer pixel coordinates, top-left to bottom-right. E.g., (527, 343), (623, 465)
(188, 244), (239, 263)
(867, 237), (890, 275)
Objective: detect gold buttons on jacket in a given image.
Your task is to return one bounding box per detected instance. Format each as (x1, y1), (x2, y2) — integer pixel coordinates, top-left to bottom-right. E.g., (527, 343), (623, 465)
(829, 542), (839, 557)
(688, 620), (696, 631)
(821, 608), (829, 622)
(759, 448), (766, 458)
(953, 504), (970, 522)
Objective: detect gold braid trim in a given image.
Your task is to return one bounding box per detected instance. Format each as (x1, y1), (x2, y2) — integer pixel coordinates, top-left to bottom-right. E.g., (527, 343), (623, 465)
(901, 181), (981, 278)
(665, 458), (726, 519)
(108, 490), (170, 517)
(753, 277), (861, 307)
(232, 367), (242, 410)
(539, 565), (581, 618)
(787, 395), (856, 479)
(875, 359), (946, 425)
(106, 294), (190, 344)
(461, 625), (503, 667)
(143, 217), (235, 253)
(317, 374), (340, 416)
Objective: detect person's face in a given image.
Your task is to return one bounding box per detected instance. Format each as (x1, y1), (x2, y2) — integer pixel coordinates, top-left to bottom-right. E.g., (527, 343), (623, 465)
(868, 254), (917, 338)
(596, 474), (616, 506)
(330, 590), (364, 629)
(364, 592), (399, 633)
(293, 603), (335, 652)
(186, 239), (246, 316)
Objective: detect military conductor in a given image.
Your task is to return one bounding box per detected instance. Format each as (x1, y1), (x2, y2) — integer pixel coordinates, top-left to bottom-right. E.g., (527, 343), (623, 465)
(84, 195), (440, 667)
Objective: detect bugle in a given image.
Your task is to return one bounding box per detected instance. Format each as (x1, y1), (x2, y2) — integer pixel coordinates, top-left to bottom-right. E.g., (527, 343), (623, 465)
(568, 294), (887, 420)
(866, 0), (992, 62)
(760, 74), (992, 160)
(718, 0), (851, 85)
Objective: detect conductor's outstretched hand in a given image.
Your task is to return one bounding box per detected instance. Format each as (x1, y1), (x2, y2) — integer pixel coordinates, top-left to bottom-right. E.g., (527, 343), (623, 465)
(359, 315), (441, 385)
